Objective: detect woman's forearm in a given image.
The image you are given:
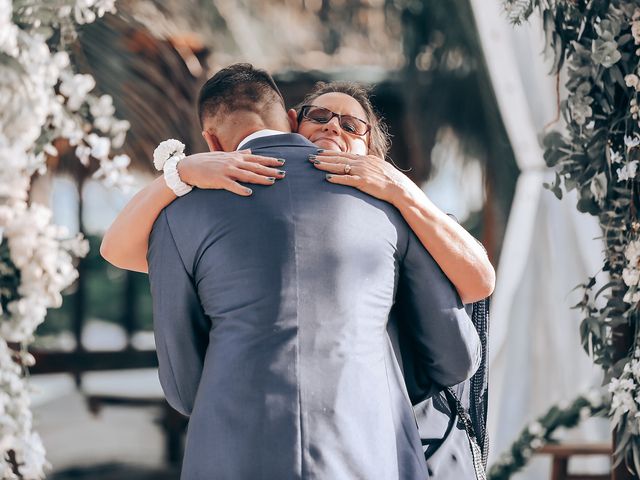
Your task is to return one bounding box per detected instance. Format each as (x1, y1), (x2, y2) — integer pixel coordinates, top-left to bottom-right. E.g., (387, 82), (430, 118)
(100, 176), (177, 273)
(100, 149), (286, 273)
(392, 182), (496, 304)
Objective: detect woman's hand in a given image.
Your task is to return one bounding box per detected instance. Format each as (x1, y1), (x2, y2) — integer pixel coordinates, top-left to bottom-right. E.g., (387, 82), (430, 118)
(178, 149), (287, 196)
(309, 150), (414, 205)
(310, 150), (495, 302)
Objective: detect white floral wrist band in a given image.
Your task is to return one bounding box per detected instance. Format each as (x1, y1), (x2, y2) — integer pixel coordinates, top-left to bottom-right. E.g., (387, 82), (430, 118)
(163, 155), (192, 196)
(153, 139), (192, 197)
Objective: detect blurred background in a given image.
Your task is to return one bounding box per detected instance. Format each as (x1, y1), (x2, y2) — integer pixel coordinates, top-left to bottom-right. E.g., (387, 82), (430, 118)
(27, 0), (609, 478)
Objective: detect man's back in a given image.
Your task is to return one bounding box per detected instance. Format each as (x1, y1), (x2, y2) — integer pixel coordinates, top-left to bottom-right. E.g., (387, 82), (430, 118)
(148, 133), (480, 479)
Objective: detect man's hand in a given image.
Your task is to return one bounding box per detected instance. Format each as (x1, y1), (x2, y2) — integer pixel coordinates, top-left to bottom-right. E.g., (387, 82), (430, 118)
(177, 149), (286, 196)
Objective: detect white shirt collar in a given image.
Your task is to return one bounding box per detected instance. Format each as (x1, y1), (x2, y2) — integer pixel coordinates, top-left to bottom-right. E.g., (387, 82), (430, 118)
(236, 129), (288, 150)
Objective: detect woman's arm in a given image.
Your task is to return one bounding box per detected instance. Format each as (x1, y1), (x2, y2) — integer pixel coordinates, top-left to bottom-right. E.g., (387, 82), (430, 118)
(100, 175), (177, 273)
(100, 151), (287, 273)
(311, 151), (495, 304)
(391, 181), (495, 304)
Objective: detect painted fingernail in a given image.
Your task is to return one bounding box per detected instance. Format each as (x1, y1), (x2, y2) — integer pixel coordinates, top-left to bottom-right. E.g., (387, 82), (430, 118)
(277, 170), (286, 175)
(268, 177), (276, 182)
(313, 160), (321, 165)
(317, 149), (325, 153)
(308, 154), (317, 161)
(245, 187), (253, 194)
(277, 158), (286, 164)
(326, 174), (333, 180)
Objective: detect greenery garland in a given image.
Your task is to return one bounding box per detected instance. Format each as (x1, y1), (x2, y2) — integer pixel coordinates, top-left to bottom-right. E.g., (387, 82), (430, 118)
(496, 0), (640, 476)
(488, 391), (609, 479)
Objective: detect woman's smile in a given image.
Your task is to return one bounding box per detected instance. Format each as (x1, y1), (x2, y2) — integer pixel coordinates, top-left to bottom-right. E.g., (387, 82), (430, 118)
(312, 136), (344, 151)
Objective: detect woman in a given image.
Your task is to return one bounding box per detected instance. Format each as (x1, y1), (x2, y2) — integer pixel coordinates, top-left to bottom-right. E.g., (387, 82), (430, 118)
(100, 81), (495, 303)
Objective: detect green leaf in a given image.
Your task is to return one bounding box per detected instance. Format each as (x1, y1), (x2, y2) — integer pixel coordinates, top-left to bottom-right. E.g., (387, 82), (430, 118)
(543, 171), (564, 199)
(617, 34), (633, 47)
(609, 65), (626, 90)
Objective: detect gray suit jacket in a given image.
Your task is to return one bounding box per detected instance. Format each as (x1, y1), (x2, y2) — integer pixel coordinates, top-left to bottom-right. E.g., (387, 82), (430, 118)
(388, 308), (481, 479)
(147, 133), (481, 479)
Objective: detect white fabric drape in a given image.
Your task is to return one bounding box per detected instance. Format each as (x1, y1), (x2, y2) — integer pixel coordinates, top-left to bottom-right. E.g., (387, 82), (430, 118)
(468, 1), (610, 478)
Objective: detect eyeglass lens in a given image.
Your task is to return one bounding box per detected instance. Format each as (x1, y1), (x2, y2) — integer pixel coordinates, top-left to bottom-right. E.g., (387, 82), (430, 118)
(304, 107), (368, 136)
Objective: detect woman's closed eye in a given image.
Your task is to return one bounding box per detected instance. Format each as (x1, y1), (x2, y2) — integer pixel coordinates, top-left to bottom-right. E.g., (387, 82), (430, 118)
(340, 119), (358, 134)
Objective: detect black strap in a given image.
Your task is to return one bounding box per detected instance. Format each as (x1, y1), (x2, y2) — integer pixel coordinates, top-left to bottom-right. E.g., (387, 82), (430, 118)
(420, 393), (458, 456)
(437, 296), (490, 479)
(469, 296), (490, 467)
(443, 387), (487, 480)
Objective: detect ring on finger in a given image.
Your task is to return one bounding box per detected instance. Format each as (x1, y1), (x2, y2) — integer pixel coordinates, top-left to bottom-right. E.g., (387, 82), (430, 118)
(344, 164), (352, 174)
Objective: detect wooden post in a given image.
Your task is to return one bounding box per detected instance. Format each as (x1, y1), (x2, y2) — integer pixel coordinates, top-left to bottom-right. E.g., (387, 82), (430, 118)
(72, 177), (86, 389)
(612, 429), (635, 480)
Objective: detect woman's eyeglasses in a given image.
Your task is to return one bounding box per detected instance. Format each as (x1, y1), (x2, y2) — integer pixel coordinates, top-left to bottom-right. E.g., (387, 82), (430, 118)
(298, 105), (371, 136)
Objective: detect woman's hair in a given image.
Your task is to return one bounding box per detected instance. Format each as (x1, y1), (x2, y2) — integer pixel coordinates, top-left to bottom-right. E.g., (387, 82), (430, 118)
(295, 81), (391, 159)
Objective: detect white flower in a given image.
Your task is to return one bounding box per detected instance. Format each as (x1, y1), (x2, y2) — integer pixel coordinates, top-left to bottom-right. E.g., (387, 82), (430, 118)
(530, 438), (544, 449)
(625, 134), (640, 151)
(0, 0), (18, 57)
(620, 378), (635, 390)
(591, 38), (621, 68)
(626, 74), (640, 88)
(59, 72), (95, 111)
(89, 94), (115, 118)
(91, 156), (135, 191)
(617, 160), (639, 182)
(626, 240), (640, 265)
(623, 267), (640, 287)
(86, 133), (110, 159)
(633, 21), (640, 45)
(1, 201), (88, 341)
(503, 0), (532, 24)
(153, 139), (186, 171)
(611, 389), (636, 415)
(112, 154), (130, 168)
(52, 51), (70, 70)
(90, 94), (116, 132)
(609, 377), (622, 393)
(110, 119), (130, 149)
(589, 172), (607, 205)
(609, 147), (623, 164)
(579, 407), (592, 420)
(569, 94), (593, 125)
(528, 421), (545, 437)
(75, 144), (92, 166)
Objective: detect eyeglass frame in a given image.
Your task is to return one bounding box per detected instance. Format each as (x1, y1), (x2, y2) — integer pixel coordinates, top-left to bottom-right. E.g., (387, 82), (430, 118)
(297, 105), (371, 137)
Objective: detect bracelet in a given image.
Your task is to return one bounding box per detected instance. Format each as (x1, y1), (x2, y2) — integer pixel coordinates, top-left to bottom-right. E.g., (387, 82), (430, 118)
(153, 138), (192, 196)
(153, 139), (185, 171)
(163, 154), (192, 196)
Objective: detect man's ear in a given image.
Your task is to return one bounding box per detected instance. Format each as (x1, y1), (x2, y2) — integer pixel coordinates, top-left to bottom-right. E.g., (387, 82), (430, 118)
(287, 108), (299, 132)
(202, 130), (222, 151)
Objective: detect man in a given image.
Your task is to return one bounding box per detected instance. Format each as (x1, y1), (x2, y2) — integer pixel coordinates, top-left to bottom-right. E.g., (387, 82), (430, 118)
(147, 63), (481, 479)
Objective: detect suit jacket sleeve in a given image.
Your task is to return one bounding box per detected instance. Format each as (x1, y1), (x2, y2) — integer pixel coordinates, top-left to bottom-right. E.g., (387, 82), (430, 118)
(147, 209), (210, 417)
(395, 229), (481, 404)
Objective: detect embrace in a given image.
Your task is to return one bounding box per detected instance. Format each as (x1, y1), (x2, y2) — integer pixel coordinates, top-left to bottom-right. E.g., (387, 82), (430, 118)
(101, 63), (495, 479)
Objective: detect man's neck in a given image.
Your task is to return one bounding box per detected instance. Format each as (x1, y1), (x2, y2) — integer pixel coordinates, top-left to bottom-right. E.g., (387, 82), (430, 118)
(217, 111), (292, 151)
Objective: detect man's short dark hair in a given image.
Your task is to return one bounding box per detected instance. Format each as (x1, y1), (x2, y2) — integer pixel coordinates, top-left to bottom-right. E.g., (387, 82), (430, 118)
(197, 63), (285, 128)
